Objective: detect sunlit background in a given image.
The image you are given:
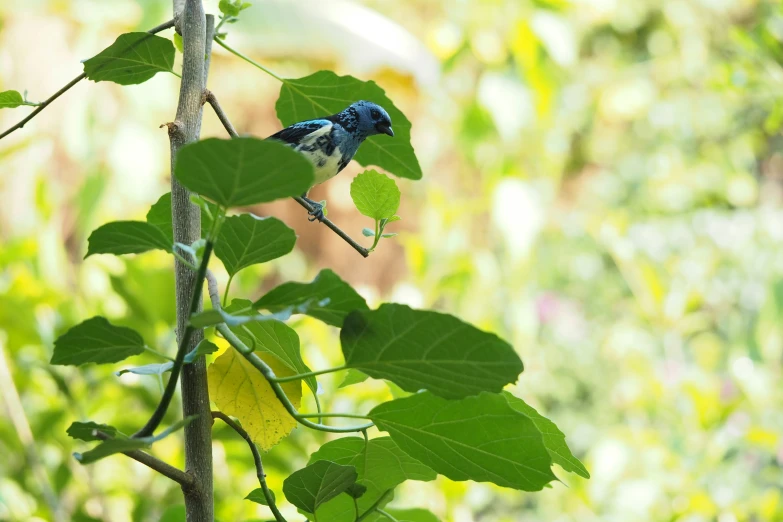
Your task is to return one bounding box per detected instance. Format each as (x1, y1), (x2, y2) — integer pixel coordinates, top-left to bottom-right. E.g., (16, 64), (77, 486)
(2, 0), (783, 520)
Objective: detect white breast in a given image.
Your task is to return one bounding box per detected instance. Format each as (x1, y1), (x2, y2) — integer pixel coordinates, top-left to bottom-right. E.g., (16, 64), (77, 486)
(294, 123), (344, 186)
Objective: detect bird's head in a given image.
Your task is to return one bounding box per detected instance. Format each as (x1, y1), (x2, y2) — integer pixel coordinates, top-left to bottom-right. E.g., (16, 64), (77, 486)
(351, 100), (394, 138)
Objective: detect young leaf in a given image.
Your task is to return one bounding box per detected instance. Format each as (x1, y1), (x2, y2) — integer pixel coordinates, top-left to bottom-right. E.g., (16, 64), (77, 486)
(503, 392), (590, 478)
(253, 269), (368, 327)
(282, 460), (358, 514)
(215, 214), (296, 276)
(369, 392), (558, 491)
(73, 438), (150, 465)
(341, 304), (524, 399)
(66, 421), (117, 442)
(276, 71), (422, 180)
(227, 299), (317, 395)
(245, 488), (275, 506)
(350, 170), (401, 220)
(338, 369), (369, 388)
(219, 0), (252, 16)
(51, 317), (145, 366)
(207, 347), (302, 450)
(362, 228), (375, 237)
(82, 32), (176, 85)
(115, 362), (173, 376)
(173, 33), (183, 53)
(183, 339), (219, 364)
(174, 137), (314, 208)
(0, 90), (25, 109)
(85, 221), (172, 257)
(74, 416), (197, 465)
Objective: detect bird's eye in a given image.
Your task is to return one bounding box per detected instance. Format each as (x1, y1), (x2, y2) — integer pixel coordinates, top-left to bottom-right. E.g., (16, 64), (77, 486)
(371, 109), (380, 119)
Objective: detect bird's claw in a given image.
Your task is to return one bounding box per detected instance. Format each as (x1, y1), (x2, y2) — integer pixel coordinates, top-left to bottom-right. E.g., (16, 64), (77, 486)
(307, 203), (325, 222)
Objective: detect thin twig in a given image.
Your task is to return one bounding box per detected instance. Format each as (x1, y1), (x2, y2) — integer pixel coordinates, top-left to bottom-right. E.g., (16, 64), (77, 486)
(133, 241), (213, 438)
(202, 90), (370, 258)
(94, 431), (194, 488)
(211, 412), (287, 522)
(204, 270), (375, 434)
(0, 18), (176, 141)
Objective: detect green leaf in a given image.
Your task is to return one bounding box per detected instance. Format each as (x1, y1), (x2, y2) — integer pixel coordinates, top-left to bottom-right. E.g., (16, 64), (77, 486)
(174, 137), (314, 208)
(362, 228), (375, 237)
(215, 214), (296, 276)
(283, 460), (358, 514)
(115, 362), (173, 376)
(51, 317), (145, 366)
(350, 170), (401, 220)
(345, 483), (367, 499)
(219, 0), (252, 16)
(338, 369), (369, 388)
(503, 392), (589, 478)
(307, 436), (433, 522)
(245, 488), (275, 506)
(227, 299), (317, 394)
(369, 392), (558, 491)
(276, 71), (422, 180)
(385, 509), (441, 522)
(146, 193), (175, 242)
(381, 233), (397, 238)
(184, 339), (219, 364)
(341, 304), (523, 399)
(73, 438), (149, 465)
(253, 269), (368, 327)
(66, 422), (117, 442)
(0, 90), (25, 109)
(74, 416), (197, 465)
(86, 221), (172, 257)
(172, 33), (183, 53)
(310, 437), (435, 491)
(83, 32), (176, 85)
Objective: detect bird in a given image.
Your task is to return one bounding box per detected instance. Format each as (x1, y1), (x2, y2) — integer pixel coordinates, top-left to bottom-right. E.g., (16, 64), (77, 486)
(267, 100), (394, 221)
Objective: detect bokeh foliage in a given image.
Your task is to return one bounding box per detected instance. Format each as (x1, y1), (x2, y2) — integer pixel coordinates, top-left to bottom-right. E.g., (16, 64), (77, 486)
(1, 0), (783, 521)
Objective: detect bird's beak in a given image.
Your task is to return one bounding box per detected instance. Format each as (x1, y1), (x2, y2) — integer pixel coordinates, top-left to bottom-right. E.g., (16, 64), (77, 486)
(376, 123), (394, 137)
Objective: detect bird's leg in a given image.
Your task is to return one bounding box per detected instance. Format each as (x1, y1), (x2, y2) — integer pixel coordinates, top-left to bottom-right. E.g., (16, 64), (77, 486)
(301, 194), (325, 222)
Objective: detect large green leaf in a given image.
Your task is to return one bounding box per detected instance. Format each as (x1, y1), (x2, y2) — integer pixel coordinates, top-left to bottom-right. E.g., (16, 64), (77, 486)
(350, 170), (401, 220)
(276, 71), (422, 180)
(368, 392), (558, 491)
(85, 221), (172, 257)
(51, 317), (145, 366)
(226, 299), (317, 394)
(341, 304), (523, 399)
(215, 214), (296, 276)
(282, 460), (358, 514)
(253, 269), (368, 327)
(503, 392), (590, 478)
(174, 137), (314, 208)
(83, 32), (176, 85)
(307, 437), (435, 522)
(145, 192), (214, 244)
(0, 90), (26, 109)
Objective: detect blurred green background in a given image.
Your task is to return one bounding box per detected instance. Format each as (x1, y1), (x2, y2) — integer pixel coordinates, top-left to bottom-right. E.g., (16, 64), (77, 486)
(2, 0), (783, 520)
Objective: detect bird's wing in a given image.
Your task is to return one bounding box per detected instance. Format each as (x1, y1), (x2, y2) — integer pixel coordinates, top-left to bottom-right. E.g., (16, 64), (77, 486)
(267, 119), (332, 145)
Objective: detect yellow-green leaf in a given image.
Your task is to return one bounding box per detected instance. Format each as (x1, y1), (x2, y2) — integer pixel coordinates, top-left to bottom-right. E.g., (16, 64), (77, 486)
(207, 346), (302, 450)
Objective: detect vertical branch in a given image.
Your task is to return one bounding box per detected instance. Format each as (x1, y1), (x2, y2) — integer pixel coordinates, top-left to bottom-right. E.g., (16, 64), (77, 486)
(169, 1), (213, 520)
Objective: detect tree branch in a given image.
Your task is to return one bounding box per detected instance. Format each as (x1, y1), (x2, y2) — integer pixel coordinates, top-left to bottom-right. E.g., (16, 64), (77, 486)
(94, 431), (194, 488)
(211, 412), (287, 522)
(202, 90), (370, 258)
(205, 270), (375, 434)
(0, 19), (176, 141)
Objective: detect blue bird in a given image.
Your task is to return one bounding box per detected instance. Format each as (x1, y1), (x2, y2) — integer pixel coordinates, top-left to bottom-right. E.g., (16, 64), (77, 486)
(267, 100), (394, 221)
